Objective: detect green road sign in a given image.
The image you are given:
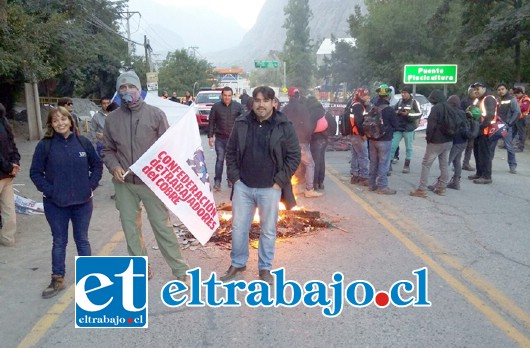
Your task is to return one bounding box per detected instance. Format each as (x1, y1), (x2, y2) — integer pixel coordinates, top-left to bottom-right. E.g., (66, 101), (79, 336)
(403, 64), (458, 84)
(254, 60), (279, 69)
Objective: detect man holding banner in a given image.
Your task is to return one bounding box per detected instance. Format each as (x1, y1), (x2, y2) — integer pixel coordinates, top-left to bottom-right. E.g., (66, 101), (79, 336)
(102, 70), (189, 282)
(220, 86), (301, 284)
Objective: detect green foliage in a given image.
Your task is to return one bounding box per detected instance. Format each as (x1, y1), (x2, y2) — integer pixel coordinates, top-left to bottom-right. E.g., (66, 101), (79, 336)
(157, 49), (214, 96)
(282, 0), (314, 91)
(343, 0), (530, 93)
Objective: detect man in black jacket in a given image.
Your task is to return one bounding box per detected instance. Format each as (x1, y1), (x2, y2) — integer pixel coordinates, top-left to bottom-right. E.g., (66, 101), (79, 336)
(410, 90), (454, 197)
(219, 86), (301, 284)
(207, 86), (242, 191)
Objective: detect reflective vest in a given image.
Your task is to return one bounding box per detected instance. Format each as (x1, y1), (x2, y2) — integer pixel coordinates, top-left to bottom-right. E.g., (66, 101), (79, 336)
(474, 95), (500, 136)
(350, 102), (367, 135)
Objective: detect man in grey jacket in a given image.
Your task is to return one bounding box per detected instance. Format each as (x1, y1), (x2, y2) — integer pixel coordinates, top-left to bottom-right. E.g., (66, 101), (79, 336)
(102, 70), (189, 282)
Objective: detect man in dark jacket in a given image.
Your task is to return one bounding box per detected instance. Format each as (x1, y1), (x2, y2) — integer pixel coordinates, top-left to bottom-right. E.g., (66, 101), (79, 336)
(282, 88), (322, 198)
(410, 90), (454, 197)
(0, 103), (21, 246)
(207, 86), (243, 191)
(496, 83), (520, 174)
(367, 85), (398, 194)
(468, 82), (500, 184)
(219, 86), (301, 284)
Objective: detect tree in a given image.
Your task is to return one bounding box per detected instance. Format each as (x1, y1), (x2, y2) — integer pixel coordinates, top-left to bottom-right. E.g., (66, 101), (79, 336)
(157, 49), (214, 96)
(282, 0), (314, 91)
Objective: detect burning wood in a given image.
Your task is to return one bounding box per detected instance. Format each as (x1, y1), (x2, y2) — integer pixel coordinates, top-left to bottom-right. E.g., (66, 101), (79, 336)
(210, 203), (333, 248)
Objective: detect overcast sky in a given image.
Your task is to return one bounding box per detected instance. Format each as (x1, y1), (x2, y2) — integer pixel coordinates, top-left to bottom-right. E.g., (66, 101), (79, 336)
(125, 0), (267, 55)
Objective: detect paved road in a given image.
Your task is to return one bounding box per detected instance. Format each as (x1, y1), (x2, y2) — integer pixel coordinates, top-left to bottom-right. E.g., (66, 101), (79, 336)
(1, 132), (529, 347)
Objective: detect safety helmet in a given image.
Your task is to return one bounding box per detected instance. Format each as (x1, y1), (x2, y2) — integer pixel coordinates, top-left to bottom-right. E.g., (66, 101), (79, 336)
(376, 84), (390, 96)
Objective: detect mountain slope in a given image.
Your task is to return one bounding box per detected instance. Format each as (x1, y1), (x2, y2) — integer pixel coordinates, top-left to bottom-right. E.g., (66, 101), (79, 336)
(205, 0), (365, 70)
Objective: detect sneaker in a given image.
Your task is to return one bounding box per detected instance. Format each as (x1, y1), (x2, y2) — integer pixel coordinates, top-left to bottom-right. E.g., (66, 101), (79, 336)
(376, 187), (397, 195)
(468, 174), (480, 180)
(473, 178), (492, 184)
(176, 275), (190, 288)
(391, 158), (398, 164)
(462, 164), (475, 171)
(433, 187), (446, 196)
(350, 175), (359, 184)
(227, 181), (233, 188)
(213, 182), (221, 191)
(509, 167), (517, 174)
(304, 189), (323, 198)
(410, 189), (428, 198)
(402, 166), (410, 173)
(42, 274), (66, 299)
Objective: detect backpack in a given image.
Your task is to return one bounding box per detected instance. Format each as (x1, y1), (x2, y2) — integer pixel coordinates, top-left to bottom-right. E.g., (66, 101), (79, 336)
(340, 101), (353, 136)
(362, 105), (389, 139)
(439, 104), (460, 136)
(324, 111), (337, 136)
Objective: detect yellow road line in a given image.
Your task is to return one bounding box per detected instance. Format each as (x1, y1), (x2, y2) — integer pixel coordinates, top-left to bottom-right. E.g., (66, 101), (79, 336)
(327, 168), (530, 346)
(17, 231), (124, 348)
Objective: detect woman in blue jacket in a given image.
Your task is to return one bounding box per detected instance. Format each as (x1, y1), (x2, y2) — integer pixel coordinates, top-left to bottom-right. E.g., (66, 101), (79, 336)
(30, 107), (103, 299)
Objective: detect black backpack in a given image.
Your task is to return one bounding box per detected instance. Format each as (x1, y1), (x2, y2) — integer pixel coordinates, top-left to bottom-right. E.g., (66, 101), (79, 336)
(362, 105), (389, 139)
(324, 111), (337, 136)
(439, 104), (460, 136)
(340, 100), (353, 136)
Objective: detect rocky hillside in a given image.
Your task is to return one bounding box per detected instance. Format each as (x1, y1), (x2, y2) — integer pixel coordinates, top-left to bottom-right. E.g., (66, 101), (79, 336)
(205, 0), (365, 70)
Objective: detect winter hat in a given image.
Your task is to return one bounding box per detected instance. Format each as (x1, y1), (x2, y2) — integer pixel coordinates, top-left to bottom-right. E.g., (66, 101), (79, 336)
(401, 85), (413, 94)
(116, 70), (141, 91)
(288, 87), (300, 97)
(376, 84), (390, 96)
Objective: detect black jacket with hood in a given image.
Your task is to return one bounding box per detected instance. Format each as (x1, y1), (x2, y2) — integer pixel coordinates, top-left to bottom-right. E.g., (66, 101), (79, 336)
(426, 90), (454, 144)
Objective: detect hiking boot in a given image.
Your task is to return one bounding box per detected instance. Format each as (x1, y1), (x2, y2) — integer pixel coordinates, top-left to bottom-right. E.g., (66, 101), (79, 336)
(350, 175), (359, 184)
(213, 181), (221, 191)
(473, 177), (492, 184)
(410, 188), (428, 198)
(148, 264), (154, 280)
(427, 177), (440, 191)
(468, 174), (480, 180)
(357, 178), (369, 186)
(433, 187), (446, 196)
(304, 189), (323, 198)
(402, 159), (410, 173)
(42, 275), (66, 299)
(447, 176), (460, 190)
(376, 187), (397, 195)
(509, 166), (517, 174)
(462, 164), (475, 171)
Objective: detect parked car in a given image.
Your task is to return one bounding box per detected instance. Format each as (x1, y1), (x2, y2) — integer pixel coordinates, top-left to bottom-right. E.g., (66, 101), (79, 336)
(194, 89), (222, 129)
(391, 93), (432, 131)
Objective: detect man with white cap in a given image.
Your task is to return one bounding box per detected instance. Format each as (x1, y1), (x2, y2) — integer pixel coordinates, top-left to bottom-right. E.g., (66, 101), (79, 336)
(102, 70), (189, 282)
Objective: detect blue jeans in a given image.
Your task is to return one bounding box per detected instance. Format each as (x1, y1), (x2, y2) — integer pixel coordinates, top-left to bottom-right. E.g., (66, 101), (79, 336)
(350, 135), (369, 178)
(449, 142), (467, 178)
(390, 131), (415, 161)
(231, 180), (281, 270)
(96, 141), (103, 158)
(499, 126), (517, 168)
(368, 140), (392, 189)
(418, 142), (453, 189)
(310, 136), (328, 186)
(214, 137), (229, 183)
(44, 198), (93, 276)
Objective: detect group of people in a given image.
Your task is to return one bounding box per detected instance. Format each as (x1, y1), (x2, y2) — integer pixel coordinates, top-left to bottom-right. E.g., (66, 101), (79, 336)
(162, 90), (194, 105)
(3, 71), (529, 298)
(344, 81), (529, 198)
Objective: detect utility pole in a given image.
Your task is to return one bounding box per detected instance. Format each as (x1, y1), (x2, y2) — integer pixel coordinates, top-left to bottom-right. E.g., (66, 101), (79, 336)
(118, 8), (140, 58)
(144, 35), (153, 72)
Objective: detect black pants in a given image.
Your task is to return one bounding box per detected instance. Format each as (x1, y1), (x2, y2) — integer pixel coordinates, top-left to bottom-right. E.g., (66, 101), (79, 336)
(474, 134), (499, 179)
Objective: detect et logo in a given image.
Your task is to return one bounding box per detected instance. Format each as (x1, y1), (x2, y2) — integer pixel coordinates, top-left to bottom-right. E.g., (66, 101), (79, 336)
(75, 256), (148, 328)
